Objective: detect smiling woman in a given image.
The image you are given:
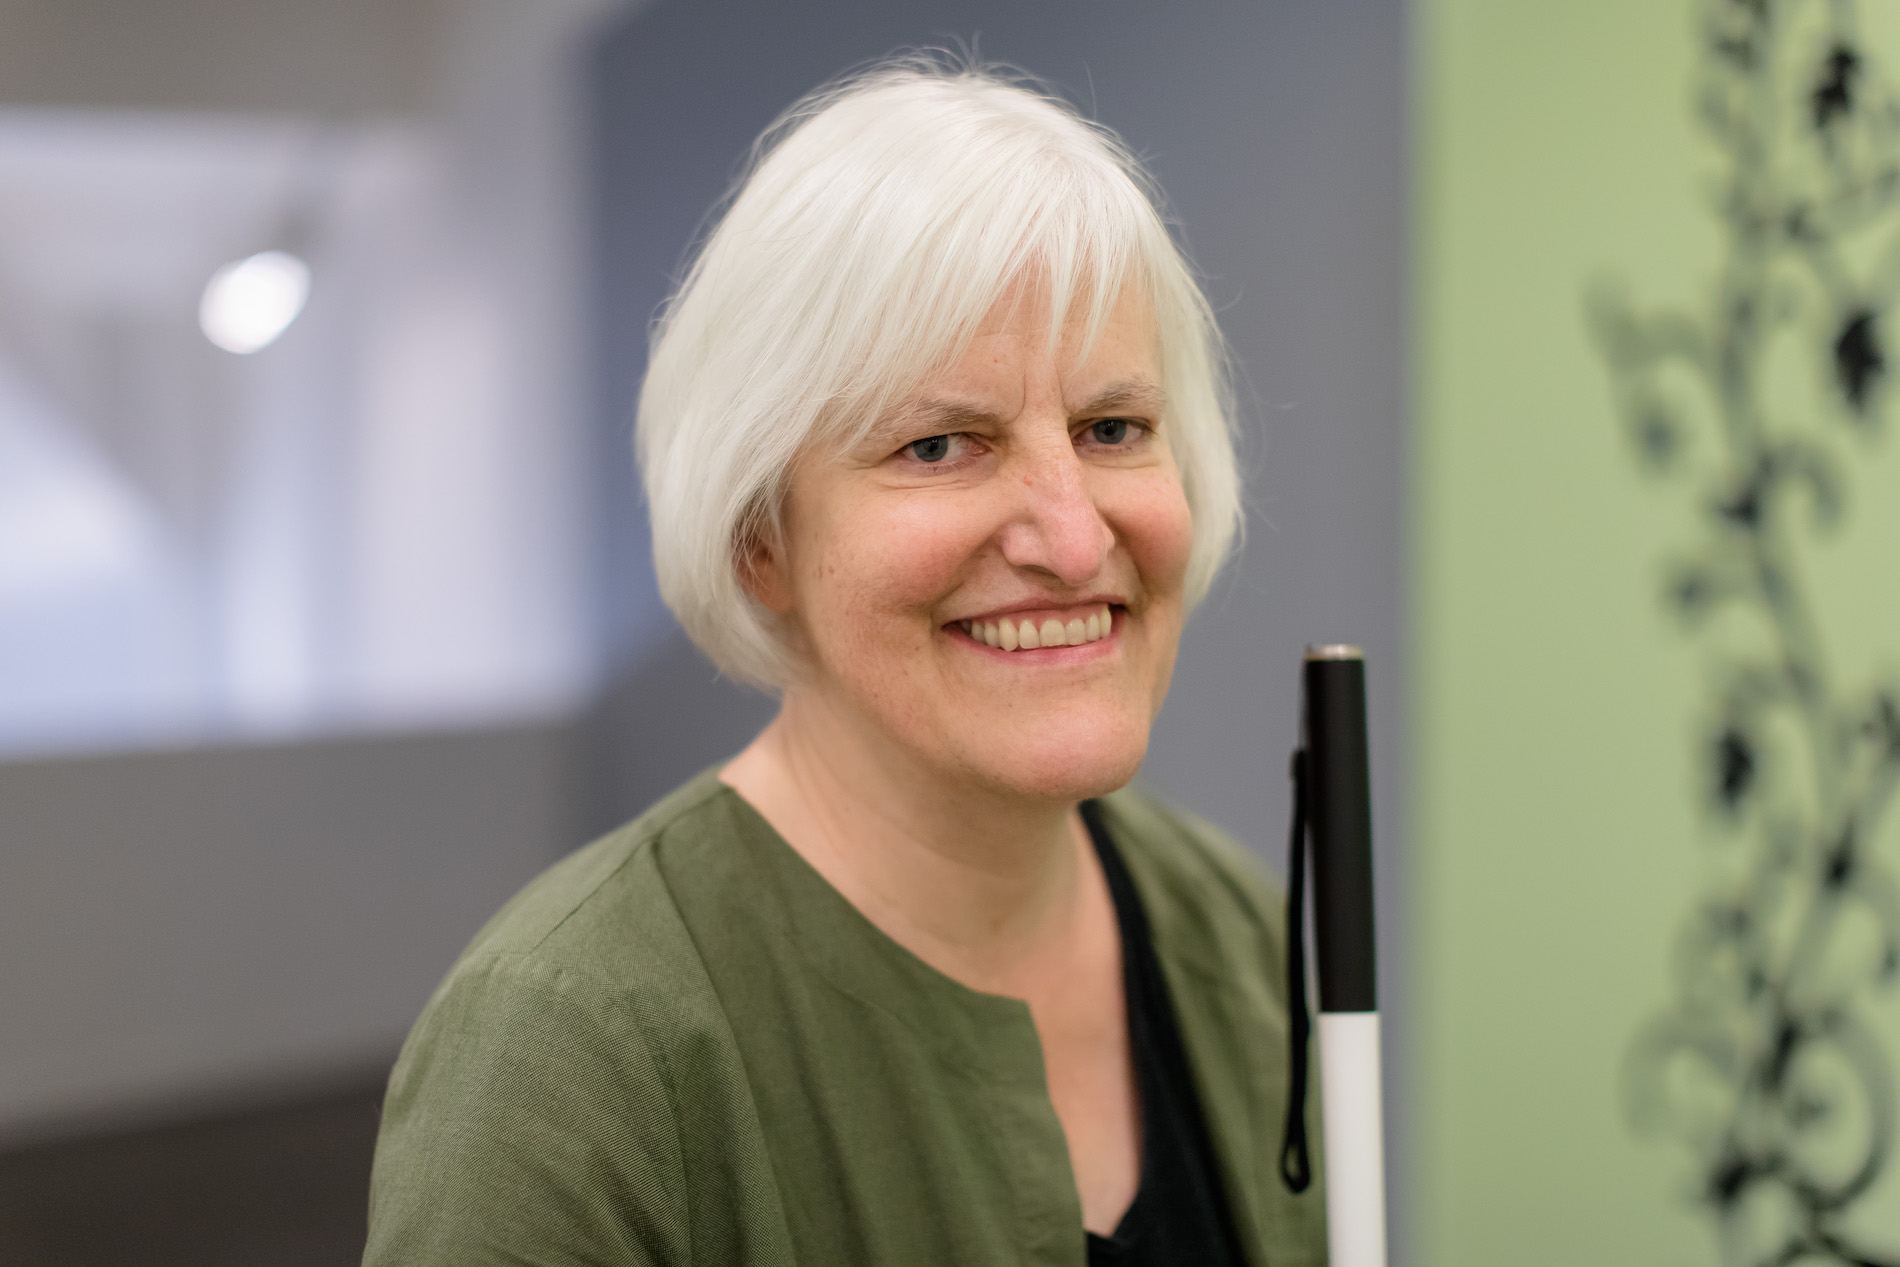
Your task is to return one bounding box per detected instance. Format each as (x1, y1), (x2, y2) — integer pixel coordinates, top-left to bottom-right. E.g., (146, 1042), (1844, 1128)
(364, 55), (1327, 1267)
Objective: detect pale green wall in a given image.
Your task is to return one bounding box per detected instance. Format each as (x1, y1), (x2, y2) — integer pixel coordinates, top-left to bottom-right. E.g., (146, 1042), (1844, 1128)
(1414, 2), (1900, 1263)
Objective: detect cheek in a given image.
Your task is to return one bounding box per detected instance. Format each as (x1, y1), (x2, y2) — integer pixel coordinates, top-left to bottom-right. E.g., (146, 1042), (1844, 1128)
(1113, 474), (1195, 596)
(1114, 476), (1192, 715)
(800, 494), (988, 632)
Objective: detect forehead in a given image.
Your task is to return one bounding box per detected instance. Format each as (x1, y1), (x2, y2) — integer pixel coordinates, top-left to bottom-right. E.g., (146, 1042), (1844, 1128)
(932, 285), (1160, 399)
(968, 279), (1158, 353)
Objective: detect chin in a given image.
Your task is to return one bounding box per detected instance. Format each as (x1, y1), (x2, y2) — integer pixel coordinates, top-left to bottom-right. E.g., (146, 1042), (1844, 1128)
(970, 710), (1151, 804)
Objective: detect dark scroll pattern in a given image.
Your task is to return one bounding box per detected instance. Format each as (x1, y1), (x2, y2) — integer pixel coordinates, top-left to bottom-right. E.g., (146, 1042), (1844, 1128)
(1590, 1), (1900, 1262)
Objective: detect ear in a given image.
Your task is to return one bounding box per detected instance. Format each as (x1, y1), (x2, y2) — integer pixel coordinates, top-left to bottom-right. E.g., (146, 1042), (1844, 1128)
(736, 527), (796, 615)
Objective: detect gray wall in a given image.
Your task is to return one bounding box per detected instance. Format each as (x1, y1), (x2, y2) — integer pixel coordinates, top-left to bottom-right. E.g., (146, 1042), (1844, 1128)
(0, 725), (578, 1146)
(0, 0), (446, 119)
(586, 0), (1409, 1241)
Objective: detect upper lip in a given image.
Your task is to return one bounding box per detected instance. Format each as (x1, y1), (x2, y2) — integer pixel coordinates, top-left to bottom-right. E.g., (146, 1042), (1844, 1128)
(949, 594), (1127, 624)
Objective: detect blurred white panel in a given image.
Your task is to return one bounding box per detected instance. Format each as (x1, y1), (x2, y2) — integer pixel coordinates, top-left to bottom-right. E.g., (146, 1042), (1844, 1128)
(0, 112), (312, 314)
(0, 372), (153, 597)
(0, 5), (602, 752)
(350, 263), (523, 716)
(0, 352), (198, 750)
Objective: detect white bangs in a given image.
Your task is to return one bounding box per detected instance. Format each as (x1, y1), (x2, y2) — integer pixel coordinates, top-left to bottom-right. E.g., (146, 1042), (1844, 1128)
(638, 56), (1240, 688)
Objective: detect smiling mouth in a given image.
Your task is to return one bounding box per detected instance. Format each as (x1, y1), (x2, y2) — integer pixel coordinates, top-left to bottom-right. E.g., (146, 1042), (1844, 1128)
(957, 603), (1116, 652)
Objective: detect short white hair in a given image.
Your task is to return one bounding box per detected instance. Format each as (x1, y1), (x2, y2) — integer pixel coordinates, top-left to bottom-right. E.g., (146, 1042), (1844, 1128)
(637, 55), (1241, 688)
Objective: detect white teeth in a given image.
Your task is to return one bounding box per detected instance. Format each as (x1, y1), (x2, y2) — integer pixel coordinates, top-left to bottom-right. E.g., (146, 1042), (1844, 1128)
(966, 604), (1116, 652)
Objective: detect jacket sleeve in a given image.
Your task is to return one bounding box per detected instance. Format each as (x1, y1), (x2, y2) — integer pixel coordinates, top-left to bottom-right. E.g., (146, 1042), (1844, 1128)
(363, 952), (687, 1267)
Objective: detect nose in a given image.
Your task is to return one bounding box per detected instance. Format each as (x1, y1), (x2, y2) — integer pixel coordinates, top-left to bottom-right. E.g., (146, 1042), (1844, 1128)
(996, 435), (1114, 585)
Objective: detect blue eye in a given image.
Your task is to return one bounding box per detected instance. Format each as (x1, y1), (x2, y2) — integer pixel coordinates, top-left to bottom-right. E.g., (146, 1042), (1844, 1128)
(1091, 418), (1131, 445)
(909, 435), (952, 463)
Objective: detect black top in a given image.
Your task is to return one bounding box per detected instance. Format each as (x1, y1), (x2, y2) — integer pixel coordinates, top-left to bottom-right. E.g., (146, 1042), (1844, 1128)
(1081, 801), (1250, 1267)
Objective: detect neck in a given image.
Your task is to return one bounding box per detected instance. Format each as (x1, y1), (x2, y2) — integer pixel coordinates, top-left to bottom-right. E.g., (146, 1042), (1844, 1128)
(721, 685), (1093, 991)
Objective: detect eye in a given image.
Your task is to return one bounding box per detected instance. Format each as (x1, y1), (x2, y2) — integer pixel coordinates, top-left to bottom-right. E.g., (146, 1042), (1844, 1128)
(908, 434), (954, 463)
(1090, 418), (1133, 445)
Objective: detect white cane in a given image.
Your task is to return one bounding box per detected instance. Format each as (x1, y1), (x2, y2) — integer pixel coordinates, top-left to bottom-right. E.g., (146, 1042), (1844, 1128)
(1279, 645), (1387, 1267)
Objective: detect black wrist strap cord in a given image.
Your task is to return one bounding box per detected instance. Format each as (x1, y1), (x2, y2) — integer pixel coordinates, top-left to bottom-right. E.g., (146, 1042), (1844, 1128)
(1278, 747), (1312, 1193)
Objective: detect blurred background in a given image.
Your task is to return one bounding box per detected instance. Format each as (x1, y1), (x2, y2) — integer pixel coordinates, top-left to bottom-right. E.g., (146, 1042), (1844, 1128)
(0, 3), (1405, 1262)
(5, 1), (1897, 1265)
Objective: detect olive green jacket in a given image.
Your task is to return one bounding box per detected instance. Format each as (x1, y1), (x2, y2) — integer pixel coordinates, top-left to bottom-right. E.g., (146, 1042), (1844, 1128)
(363, 770), (1327, 1266)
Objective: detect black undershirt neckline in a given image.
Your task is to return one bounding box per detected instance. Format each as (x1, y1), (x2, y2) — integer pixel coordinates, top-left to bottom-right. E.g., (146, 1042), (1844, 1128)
(1079, 801), (1248, 1267)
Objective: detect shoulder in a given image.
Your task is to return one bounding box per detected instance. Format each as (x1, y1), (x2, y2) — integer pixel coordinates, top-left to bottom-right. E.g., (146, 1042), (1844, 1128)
(365, 769), (787, 1266)
(452, 767), (732, 964)
(392, 764), (764, 1097)
(388, 769), (736, 1056)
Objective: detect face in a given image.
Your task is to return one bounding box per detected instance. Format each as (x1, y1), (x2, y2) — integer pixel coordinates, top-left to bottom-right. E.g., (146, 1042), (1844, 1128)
(756, 289), (1195, 804)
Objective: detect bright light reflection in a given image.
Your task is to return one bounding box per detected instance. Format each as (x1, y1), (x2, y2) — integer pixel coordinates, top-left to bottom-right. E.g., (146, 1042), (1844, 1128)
(199, 249), (310, 354)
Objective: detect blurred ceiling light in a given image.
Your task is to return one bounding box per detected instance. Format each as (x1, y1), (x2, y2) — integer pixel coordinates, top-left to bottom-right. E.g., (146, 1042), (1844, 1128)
(199, 249), (310, 354)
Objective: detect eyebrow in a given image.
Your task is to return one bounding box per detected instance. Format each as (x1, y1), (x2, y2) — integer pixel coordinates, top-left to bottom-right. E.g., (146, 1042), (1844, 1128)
(877, 377), (1167, 443)
(889, 400), (1004, 436)
(1073, 378), (1165, 417)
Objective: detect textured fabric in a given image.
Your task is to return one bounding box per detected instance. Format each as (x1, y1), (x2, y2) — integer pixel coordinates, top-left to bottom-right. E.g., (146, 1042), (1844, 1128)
(1083, 801), (1249, 1267)
(363, 769), (1328, 1267)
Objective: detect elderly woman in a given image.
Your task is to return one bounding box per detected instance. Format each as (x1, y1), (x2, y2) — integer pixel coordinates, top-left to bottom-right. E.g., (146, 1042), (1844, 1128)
(364, 59), (1325, 1267)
